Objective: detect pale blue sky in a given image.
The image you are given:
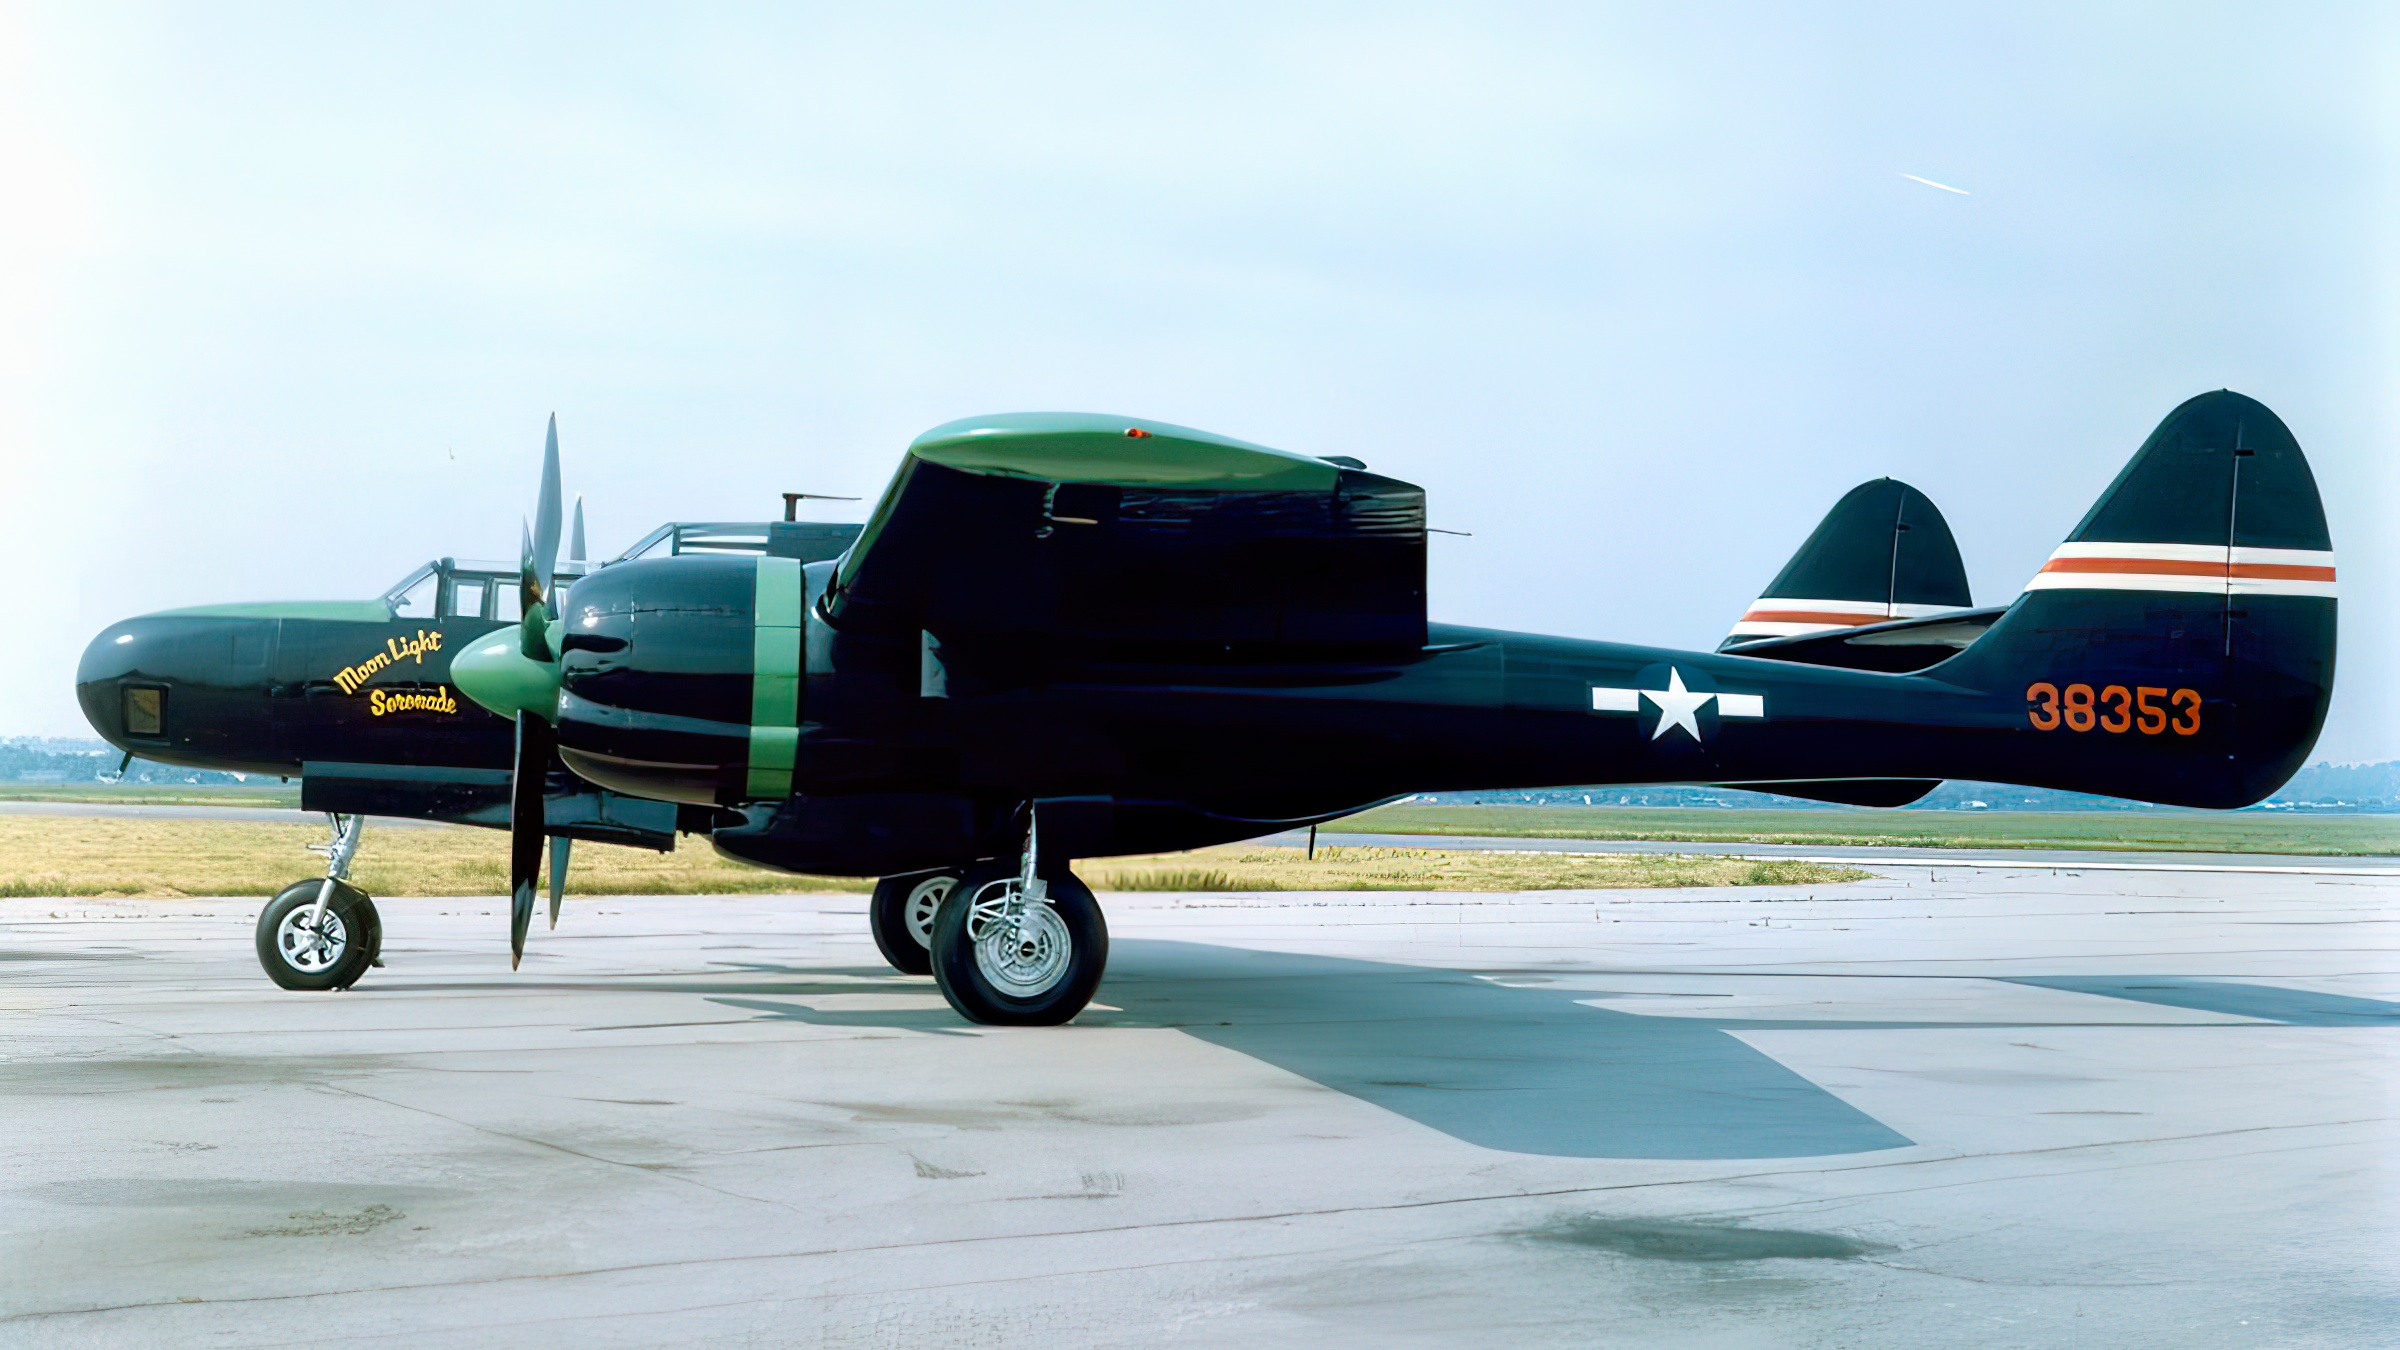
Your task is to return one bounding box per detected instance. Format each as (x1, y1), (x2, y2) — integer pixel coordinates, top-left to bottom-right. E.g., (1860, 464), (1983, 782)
(2, 3), (2393, 759)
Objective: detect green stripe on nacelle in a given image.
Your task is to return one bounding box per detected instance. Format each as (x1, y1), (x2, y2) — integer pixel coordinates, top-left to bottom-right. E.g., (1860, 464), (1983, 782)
(746, 557), (804, 800)
(746, 726), (797, 800)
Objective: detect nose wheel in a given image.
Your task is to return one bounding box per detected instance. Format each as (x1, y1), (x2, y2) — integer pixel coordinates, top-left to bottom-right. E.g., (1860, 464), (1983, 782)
(256, 879), (382, 990)
(254, 812), (382, 991)
(928, 862), (1107, 1026)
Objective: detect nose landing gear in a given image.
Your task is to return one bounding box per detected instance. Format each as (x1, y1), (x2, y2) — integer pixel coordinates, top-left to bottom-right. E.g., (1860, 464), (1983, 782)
(255, 813), (383, 991)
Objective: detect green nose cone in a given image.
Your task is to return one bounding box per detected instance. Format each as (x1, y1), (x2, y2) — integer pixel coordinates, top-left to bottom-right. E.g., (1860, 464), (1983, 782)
(452, 627), (561, 722)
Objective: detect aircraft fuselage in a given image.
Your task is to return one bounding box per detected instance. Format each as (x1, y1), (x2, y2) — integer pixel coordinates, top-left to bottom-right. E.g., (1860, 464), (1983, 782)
(78, 606), (515, 778)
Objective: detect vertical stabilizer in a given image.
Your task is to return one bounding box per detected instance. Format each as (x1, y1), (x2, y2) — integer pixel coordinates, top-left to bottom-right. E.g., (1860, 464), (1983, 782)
(1937, 390), (2335, 806)
(1723, 479), (1971, 647)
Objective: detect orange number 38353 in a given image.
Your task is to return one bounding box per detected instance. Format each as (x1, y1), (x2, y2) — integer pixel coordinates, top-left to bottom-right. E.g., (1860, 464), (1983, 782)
(2024, 683), (2200, 736)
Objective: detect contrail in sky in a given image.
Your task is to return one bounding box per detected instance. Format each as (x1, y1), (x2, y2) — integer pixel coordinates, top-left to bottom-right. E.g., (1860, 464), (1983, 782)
(1900, 172), (1970, 195)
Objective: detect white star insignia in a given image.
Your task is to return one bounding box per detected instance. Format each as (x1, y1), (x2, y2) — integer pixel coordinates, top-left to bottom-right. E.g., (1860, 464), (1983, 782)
(1642, 667), (1714, 741)
(1589, 668), (1765, 741)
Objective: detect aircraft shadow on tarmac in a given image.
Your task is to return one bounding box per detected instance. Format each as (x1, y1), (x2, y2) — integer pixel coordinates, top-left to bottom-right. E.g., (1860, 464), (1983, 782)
(712, 940), (1916, 1160)
(694, 942), (2400, 1161)
(2000, 976), (2400, 1027)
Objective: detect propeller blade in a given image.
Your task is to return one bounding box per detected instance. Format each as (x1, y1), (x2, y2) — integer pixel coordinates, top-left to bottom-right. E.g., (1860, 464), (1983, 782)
(569, 495), (586, 565)
(548, 836), (572, 929)
(533, 414), (564, 601)
(520, 585), (555, 664)
(519, 517), (543, 619)
(508, 711), (554, 969)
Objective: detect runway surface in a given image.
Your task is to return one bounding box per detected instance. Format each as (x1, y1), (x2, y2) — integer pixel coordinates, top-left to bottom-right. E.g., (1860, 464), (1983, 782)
(2, 862), (2394, 1347)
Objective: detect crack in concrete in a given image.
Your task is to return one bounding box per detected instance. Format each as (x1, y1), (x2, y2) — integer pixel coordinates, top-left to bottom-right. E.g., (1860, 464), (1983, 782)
(9, 1113), (2382, 1324)
(309, 1083), (793, 1214)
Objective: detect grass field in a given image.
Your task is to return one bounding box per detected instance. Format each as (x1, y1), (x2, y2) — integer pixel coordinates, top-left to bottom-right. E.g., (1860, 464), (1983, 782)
(11, 789), (2389, 858)
(0, 783), (303, 808)
(1339, 804), (2400, 855)
(0, 817), (837, 899)
(0, 819), (1864, 899)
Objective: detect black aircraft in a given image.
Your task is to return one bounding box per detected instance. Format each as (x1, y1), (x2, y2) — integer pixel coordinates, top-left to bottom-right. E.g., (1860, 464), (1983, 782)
(76, 431), (1935, 980)
(79, 391), (2336, 1029)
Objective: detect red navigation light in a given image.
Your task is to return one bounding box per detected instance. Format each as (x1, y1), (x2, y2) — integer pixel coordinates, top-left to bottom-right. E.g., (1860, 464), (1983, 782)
(1124, 427), (1152, 438)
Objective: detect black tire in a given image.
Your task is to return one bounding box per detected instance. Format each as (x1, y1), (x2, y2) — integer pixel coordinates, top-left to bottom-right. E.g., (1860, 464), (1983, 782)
(869, 870), (960, 975)
(929, 863), (1107, 1026)
(256, 880), (380, 991)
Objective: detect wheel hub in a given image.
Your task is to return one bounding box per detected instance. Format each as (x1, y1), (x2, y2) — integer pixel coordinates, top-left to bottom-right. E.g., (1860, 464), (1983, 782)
(904, 875), (955, 950)
(964, 880), (1072, 997)
(276, 905), (348, 974)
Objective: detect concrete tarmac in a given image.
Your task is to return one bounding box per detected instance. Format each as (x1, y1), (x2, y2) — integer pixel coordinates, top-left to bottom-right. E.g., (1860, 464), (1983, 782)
(2, 861), (2394, 1347)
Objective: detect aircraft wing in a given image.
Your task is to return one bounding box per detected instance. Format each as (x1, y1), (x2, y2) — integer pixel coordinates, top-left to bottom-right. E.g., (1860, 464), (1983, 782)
(822, 413), (1426, 652)
(299, 761), (679, 849)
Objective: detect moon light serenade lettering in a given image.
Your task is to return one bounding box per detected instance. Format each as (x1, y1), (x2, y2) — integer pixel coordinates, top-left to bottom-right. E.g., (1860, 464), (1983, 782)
(332, 630), (444, 695)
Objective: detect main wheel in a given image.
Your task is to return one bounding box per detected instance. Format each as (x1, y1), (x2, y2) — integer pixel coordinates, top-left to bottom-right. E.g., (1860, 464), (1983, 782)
(929, 863), (1108, 1026)
(256, 880), (381, 991)
(869, 870), (959, 975)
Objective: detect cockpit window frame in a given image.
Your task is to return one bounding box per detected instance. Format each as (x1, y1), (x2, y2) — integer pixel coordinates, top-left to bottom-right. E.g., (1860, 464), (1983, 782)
(383, 563), (440, 620)
(445, 574), (491, 620)
(612, 523), (776, 562)
(374, 523), (854, 614)
(382, 557), (596, 619)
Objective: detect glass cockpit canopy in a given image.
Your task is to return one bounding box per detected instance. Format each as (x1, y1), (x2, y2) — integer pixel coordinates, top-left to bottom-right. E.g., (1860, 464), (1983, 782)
(376, 522), (859, 620)
(611, 521), (862, 565)
(612, 522), (778, 561)
(379, 557), (598, 622)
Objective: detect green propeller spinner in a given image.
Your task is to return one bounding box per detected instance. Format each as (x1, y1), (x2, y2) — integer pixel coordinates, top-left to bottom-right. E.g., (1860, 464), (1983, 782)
(452, 603), (564, 722)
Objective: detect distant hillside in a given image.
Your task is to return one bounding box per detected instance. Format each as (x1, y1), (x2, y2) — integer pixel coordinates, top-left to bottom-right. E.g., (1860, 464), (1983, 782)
(1, 737), (259, 787)
(2275, 760), (2400, 806)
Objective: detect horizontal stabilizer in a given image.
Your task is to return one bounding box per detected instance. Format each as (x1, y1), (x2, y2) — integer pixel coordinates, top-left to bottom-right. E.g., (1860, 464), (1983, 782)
(1726, 605), (2005, 674)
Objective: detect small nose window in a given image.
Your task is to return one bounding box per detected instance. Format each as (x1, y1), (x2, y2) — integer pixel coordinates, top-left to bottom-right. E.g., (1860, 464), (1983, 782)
(123, 686), (165, 737)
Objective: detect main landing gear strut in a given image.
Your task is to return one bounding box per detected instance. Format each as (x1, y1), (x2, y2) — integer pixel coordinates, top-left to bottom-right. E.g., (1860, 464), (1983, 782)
(255, 813), (383, 991)
(866, 810), (1108, 1026)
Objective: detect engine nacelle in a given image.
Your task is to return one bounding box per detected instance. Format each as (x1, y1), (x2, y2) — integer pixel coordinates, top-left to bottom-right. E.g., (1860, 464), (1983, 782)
(555, 555), (803, 805)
